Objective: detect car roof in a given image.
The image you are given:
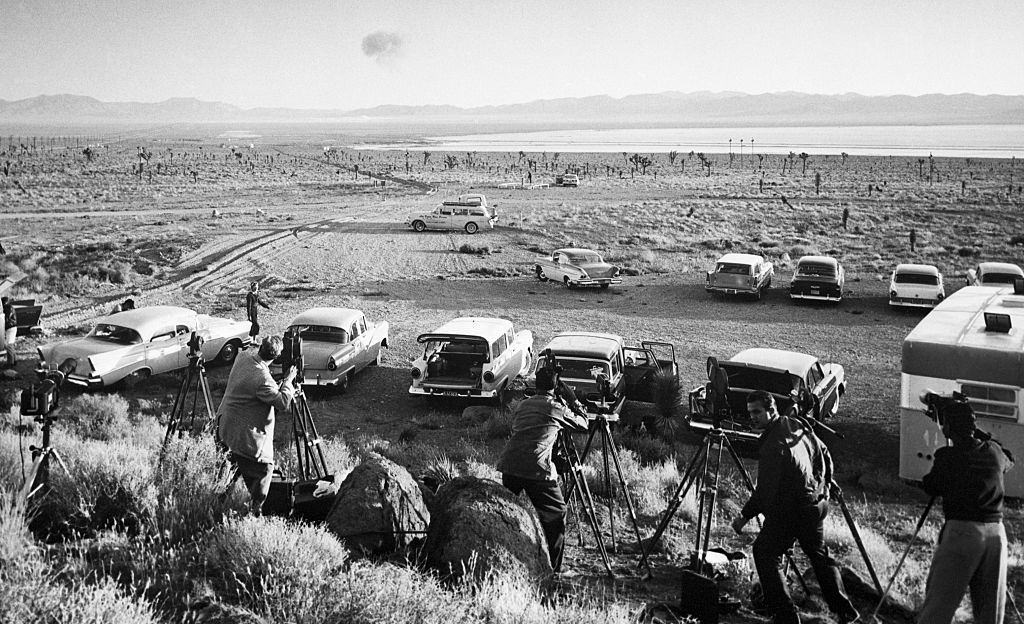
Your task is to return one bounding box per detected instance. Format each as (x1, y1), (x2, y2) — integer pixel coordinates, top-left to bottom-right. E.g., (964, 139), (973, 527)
(895, 263), (941, 276)
(420, 317), (512, 342)
(103, 306), (195, 339)
(796, 255), (839, 266)
(554, 247), (601, 255)
(979, 262), (1024, 275)
(288, 307), (362, 329)
(723, 348), (817, 376)
(716, 253), (765, 265)
(545, 332), (623, 360)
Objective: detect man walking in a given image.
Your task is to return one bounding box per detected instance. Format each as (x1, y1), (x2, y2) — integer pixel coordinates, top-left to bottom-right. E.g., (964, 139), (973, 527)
(497, 367), (588, 572)
(731, 391), (858, 624)
(917, 402), (1013, 624)
(245, 281), (270, 343)
(910, 228), (917, 252)
(217, 336), (296, 515)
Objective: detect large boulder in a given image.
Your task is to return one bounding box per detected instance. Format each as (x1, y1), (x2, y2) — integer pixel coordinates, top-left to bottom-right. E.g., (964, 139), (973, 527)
(325, 453), (429, 555)
(424, 476), (552, 584)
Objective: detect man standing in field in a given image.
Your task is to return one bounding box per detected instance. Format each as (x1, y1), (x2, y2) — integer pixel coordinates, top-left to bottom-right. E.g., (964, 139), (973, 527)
(217, 336), (296, 515)
(917, 402), (1013, 624)
(245, 281), (270, 343)
(2, 296), (16, 368)
(496, 366), (588, 572)
(731, 391), (859, 624)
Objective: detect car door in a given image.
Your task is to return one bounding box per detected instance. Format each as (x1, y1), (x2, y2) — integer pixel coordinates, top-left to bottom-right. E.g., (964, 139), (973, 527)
(349, 318), (367, 371)
(426, 207), (451, 230)
(808, 362), (839, 417)
(623, 347), (659, 401)
(146, 326), (184, 374)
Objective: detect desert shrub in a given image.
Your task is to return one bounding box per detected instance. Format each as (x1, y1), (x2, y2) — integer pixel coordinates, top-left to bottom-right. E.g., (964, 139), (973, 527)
(615, 431), (676, 466)
(480, 407), (516, 440)
(957, 246), (979, 257)
(790, 244), (819, 257)
(155, 437), (246, 543)
(458, 243), (490, 255)
(199, 515), (349, 606)
(64, 394), (133, 441)
(582, 447), (683, 517)
(422, 453), (460, 488)
(1011, 234), (1024, 246)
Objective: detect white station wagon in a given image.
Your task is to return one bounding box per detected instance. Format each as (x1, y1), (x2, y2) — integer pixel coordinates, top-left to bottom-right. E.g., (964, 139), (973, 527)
(408, 194), (498, 234)
(889, 263), (945, 308)
(409, 317), (533, 402)
(36, 306), (251, 389)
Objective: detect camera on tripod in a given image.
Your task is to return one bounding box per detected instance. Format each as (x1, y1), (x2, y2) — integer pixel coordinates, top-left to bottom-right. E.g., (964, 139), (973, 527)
(21, 358), (76, 419)
(186, 331), (204, 359)
(280, 327), (305, 381)
(919, 389), (969, 427)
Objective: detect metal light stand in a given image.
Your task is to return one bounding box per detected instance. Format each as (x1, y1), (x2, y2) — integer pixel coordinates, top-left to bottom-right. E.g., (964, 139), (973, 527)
(163, 335), (215, 446)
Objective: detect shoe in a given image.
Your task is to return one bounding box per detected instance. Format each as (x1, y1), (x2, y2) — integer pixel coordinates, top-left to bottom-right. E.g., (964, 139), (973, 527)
(838, 608), (861, 624)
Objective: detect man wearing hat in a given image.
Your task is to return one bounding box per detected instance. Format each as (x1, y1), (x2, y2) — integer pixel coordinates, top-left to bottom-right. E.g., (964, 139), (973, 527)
(918, 402), (1014, 624)
(497, 367), (588, 571)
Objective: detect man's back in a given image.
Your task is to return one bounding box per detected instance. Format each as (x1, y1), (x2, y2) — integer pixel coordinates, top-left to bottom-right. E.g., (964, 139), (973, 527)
(744, 416), (832, 519)
(923, 440), (1010, 522)
(218, 351), (291, 463)
(497, 394), (585, 481)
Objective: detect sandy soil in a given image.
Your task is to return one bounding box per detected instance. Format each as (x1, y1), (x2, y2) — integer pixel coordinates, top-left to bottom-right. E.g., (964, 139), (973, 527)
(2, 137), (1023, 620)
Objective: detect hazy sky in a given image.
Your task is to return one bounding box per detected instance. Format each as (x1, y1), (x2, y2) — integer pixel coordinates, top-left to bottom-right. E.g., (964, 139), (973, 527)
(1, 0), (1022, 109)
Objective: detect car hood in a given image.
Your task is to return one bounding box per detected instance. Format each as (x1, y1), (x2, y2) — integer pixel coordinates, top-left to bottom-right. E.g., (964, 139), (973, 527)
(40, 337), (128, 371)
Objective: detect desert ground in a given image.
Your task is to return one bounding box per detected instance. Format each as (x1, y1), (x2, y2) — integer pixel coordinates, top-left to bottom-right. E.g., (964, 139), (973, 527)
(1, 130), (1023, 623)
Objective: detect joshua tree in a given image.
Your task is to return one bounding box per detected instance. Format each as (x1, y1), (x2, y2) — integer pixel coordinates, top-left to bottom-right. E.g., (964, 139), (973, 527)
(668, 150), (679, 165)
(423, 151), (431, 166)
(815, 171), (821, 195)
(917, 158), (925, 179)
(444, 154), (458, 169)
(799, 152), (810, 175)
(841, 152), (849, 165)
(518, 150), (525, 162)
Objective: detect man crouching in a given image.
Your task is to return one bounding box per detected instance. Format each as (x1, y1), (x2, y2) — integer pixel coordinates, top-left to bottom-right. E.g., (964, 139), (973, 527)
(217, 336), (296, 515)
(496, 367), (588, 571)
(731, 391), (858, 624)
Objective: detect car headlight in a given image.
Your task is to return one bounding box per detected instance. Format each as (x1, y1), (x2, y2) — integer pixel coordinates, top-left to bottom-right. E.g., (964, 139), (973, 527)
(890, 290), (898, 298)
(410, 367), (421, 379)
(580, 271), (589, 279)
(327, 357), (337, 371)
(937, 293), (944, 300)
(483, 371), (495, 383)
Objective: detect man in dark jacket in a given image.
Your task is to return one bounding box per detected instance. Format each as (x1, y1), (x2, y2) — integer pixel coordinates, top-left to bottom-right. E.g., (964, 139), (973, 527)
(2, 296), (16, 368)
(731, 391), (858, 624)
(497, 367), (589, 571)
(245, 281), (270, 343)
(918, 402), (1013, 624)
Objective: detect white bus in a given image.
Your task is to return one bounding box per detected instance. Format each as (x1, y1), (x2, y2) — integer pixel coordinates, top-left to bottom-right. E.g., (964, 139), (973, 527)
(900, 284), (1024, 496)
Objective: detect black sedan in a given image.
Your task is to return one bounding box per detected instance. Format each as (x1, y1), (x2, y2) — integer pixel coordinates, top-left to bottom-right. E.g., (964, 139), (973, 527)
(790, 255), (844, 303)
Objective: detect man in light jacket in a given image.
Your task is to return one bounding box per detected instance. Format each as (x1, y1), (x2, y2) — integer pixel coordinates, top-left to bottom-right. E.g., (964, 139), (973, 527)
(218, 336), (296, 515)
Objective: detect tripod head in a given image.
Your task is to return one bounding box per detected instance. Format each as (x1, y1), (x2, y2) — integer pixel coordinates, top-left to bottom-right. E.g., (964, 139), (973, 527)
(21, 358), (76, 423)
(187, 331), (205, 363)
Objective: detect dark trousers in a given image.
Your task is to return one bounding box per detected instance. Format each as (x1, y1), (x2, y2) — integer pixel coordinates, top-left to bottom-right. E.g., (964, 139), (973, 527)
(229, 452), (274, 515)
(753, 501), (856, 621)
(502, 474), (567, 571)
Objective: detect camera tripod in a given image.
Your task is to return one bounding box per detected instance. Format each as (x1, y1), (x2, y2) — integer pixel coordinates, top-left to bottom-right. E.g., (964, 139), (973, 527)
(290, 383), (329, 480)
(18, 358), (80, 506)
(163, 350), (215, 446)
(18, 413), (76, 505)
(557, 428), (615, 577)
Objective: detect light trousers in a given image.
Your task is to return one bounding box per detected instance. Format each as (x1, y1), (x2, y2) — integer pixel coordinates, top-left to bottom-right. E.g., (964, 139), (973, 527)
(918, 519), (1006, 624)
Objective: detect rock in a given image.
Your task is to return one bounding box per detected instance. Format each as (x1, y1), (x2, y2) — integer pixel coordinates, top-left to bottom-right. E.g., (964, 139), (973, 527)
(325, 453), (430, 555)
(461, 405), (494, 423)
(424, 476), (552, 584)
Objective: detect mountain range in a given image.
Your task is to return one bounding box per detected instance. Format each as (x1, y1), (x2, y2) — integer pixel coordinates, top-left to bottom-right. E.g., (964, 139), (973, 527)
(1, 92), (1023, 126)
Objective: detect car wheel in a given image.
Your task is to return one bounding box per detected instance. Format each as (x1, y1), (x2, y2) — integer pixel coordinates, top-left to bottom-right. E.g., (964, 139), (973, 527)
(412, 220), (426, 232)
(123, 369), (150, 389)
(753, 288), (762, 301)
(535, 265), (547, 281)
(335, 371), (350, 393)
(217, 341), (240, 365)
(371, 347), (383, 366)
(563, 276), (574, 289)
(465, 222), (479, 234)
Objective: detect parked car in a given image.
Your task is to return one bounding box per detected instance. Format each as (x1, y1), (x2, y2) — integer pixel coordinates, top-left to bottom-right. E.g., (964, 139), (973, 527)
(966, 262), (1024, 287)
(556, 173), (580, 187)
(281, 308), (388, 391)
(534, 248), (622, 289)
(889, 263), (945, 308)
(789, 255), (845, 302)
(705, 253), (774, 299)
(408, 194), (498, 234)
(409, 317), (533, 402)
(537, 332), (677, 410)
(36, 306), (251, 389)
(687, 348), (846, 435)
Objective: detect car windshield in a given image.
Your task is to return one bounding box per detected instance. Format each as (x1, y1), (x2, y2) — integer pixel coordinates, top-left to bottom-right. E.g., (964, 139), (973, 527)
(716, 263), (751, 275)
(983, 273), (1022, 284)
(297, 325), (349, 344)
(798, 263), (836, 277)
(895, 272), (938, 285)
(555, 357), (611, 380)
(89, 324), (143, 345)
(720, 365), (798, 396)
(568, 252), (602, 264)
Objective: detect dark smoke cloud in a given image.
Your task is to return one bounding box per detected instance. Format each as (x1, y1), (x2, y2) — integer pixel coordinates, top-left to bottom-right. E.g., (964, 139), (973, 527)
(361, 31), (403, 62)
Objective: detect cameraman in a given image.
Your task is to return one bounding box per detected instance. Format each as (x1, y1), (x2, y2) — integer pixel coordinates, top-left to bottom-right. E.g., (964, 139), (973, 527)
(217, 336), (296, 515)
(731, 391), (858, 624)
(496, 366), (588, 571)
(918, 401), (1013, 624)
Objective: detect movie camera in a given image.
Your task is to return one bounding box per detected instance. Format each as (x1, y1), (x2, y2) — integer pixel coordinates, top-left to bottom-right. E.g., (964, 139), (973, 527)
(919, 389), (1013, 457)
(186, 331), (204, 358)
(280, 327), (305, 381)
(21, 358), (76, 419)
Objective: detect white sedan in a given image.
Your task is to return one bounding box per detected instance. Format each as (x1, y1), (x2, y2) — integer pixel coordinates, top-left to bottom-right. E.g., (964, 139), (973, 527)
(889, 263), (945, 308)
(283, 308), (389, 391)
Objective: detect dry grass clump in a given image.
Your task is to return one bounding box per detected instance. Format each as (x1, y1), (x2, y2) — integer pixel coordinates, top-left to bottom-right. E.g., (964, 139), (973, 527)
(582, 446), (685, 518)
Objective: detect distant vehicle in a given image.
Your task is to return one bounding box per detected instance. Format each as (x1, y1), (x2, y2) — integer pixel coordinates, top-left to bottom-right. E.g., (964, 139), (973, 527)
(36, 306), (251, 389)
(889, 263), (945, 308)
(409, 317), (533, 402)
(687, 348), (846, 436)
(556, 173), (580, 187)
(705, 253), (774, 300)
(536, 332), (677, 410)
(534, 248), (622, 289)
(966, 262), (1024, 287)
(899, 284), (1024, 496)
(408, 194), (497, 234)
(790, 255), (845, 302)
(281, 308), (388, 391)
